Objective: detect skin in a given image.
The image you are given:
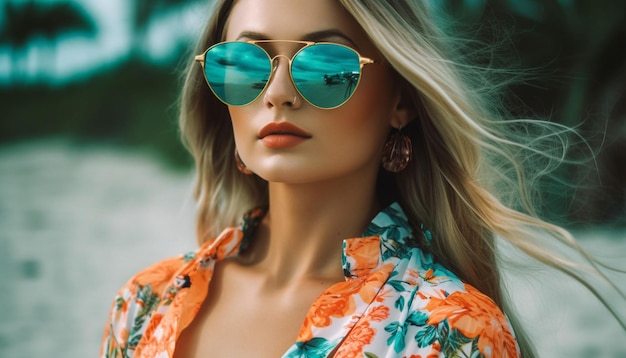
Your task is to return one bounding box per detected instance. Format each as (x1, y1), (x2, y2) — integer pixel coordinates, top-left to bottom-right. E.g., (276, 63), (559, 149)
(175, 0), (411, 357)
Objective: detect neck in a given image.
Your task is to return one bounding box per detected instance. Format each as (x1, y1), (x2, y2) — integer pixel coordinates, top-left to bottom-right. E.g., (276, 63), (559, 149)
(243, 175), (381, 286)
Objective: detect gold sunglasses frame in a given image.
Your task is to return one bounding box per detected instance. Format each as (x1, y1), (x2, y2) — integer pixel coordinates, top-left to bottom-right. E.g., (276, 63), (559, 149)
(194, 40), (376, 109)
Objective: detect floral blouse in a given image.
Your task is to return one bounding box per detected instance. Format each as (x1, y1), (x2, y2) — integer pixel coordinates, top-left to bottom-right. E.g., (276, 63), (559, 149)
(100, 203), (519, 357)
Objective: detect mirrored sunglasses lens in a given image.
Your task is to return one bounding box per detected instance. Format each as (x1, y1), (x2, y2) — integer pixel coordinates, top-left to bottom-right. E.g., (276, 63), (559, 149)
(291, 44), (362, 108)
(204, 42), (271, 106)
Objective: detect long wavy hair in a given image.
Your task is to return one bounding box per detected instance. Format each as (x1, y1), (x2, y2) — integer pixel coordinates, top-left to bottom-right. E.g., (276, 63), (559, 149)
(178, 1), (624, 356)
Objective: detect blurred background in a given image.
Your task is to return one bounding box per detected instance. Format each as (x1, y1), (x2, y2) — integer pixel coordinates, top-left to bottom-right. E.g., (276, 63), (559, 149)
(0, 0), (624, 357)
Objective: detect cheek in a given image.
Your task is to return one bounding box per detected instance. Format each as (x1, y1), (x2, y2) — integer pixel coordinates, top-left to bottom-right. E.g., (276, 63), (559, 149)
(338, 70), (396, 141)
(229, 106), (258, 146)
(316, 92), (395, 169)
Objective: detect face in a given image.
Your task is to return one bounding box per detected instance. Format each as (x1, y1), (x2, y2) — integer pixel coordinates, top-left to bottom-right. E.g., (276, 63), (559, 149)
(224, 0), (406, 184)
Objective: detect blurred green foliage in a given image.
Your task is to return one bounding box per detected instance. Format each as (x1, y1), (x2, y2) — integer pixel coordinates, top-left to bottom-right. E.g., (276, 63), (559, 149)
(0, 61), (192, 169)
(0, 0), (624, 226)
(0, 1), (97, 80)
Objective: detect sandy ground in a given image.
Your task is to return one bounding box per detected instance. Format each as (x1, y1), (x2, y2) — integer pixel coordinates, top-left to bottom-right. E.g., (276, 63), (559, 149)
(0, 139), (624, 357)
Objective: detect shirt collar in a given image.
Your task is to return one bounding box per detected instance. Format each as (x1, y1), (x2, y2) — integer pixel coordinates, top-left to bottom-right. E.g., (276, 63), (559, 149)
(342, 202), (417, 279)
(236, 202), (417, 280)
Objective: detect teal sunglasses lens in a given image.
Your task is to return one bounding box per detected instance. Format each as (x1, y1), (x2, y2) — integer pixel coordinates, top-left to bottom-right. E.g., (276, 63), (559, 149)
(292, 44), (362, 108)
(203, 42), (271, 106)
(203, 42), (363, 108)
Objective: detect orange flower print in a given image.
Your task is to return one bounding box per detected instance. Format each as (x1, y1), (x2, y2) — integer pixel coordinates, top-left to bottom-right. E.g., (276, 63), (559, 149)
(297, 264), (395, 343)
(297, 315), (315, 342)
(419, 342), (442, 358)
(132, 257), (183, 296)
(374, 287), (394, 303)
(213, 230), (242, 259)
(112, 298), (128, 326)
(366, 305), (390, 322)
(344, 238), (380, 276)
(309, 292), (356, 327)
(118, 327), (129, 349)
(425, 284), (518, 357)
(409, 342), (441, 358)
(101, 204), (520, 358)
(196, 228), (242, 263)
(134, 313), (164, 357)
(405, 268), (420, 286)
(297, 282), (358, 341)
(335, 321), (376, 358)
(135, 314), (178, 358)
(357, 263), (395, 303)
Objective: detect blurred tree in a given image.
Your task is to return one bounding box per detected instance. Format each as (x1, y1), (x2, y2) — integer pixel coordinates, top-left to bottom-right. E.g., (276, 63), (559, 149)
(37, 2), (97, 79)
(0, 0), (622, 224)
(0, 1), (96, 83)
(131, 0), (204, 61)
(0, 2), (39, 82)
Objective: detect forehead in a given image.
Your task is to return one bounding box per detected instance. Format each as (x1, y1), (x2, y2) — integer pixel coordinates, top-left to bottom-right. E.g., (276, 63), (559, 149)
(224, 0), (370, 46)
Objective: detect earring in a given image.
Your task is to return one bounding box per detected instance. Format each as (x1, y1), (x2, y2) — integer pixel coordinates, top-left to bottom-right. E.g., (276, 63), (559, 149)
(381, 127), (412, 172)
(234, 148), (253, 175)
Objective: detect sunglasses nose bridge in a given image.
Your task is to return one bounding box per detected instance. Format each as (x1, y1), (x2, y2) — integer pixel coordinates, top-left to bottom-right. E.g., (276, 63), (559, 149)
(270, 54), (291, 71)
(262, 54), (300, 107)
(266, 54), (295, 87)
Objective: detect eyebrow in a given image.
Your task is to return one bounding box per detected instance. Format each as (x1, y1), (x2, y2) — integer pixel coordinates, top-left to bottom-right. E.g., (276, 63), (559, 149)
(236, 29), (359, 48)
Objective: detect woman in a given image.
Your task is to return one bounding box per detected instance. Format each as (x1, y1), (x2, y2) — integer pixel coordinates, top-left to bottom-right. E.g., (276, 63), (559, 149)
(100, 0), (622, 357)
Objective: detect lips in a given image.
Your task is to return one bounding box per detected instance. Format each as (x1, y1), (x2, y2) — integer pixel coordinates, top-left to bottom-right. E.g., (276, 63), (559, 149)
(258, 122), (312, 139)
(258, 122), (312, 149)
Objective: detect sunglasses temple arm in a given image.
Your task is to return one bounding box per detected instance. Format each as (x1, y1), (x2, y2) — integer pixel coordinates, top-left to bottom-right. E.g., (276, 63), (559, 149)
(360, 57), (375, 66)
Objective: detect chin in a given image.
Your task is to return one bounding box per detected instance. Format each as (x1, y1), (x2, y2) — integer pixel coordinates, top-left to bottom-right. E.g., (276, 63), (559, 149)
(251, 159), (318, 183)
(255, 170), (313, 184)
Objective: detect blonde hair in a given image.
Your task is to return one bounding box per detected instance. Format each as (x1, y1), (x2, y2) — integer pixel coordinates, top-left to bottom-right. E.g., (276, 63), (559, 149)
(179, 1), (624, 356)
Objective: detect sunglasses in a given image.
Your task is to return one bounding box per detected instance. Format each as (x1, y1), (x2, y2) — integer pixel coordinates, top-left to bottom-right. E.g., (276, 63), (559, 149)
(194, 40), (376, 109)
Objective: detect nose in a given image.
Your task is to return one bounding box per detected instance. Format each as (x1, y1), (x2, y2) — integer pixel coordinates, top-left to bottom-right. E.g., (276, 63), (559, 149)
(263, 56), (301, 109)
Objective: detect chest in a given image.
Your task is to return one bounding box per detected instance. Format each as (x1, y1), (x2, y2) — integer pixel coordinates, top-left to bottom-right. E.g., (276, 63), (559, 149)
(173, 260), (342, 358)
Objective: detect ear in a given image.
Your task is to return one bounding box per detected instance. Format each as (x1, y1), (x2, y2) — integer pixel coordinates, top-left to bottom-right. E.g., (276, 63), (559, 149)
(388, 89), (415, 129)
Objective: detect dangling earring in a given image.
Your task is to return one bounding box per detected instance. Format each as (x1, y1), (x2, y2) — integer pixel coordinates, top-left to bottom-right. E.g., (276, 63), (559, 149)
(381, 127), (412, 172)
(234, 148), (253, 175)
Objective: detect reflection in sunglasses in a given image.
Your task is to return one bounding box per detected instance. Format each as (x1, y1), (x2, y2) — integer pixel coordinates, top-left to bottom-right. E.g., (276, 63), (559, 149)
(198, 41), (374, 108)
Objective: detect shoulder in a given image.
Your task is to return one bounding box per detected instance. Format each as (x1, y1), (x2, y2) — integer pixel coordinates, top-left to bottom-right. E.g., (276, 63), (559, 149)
(413, 282), (519, 357)
(108, 252), (194, 320)
(116, 224), (244, 299)
(118, 253), (192, 301)
(100, 226), (242, 357)
(99, 253), (192, 357)
(380, 251), (520, 357)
